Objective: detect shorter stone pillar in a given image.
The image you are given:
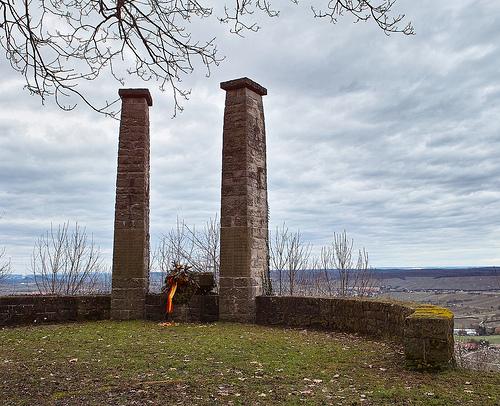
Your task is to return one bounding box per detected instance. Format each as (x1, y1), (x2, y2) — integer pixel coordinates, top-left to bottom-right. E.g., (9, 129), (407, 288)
(111, 89), (152, 320)
(404, 305), (455, 370)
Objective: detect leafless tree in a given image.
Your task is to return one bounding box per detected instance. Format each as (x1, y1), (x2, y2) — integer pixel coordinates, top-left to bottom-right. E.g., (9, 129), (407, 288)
(30, 221), (105, 295)
(286, 229), (312, 295)
(185, 215), (220, 279)
(331, 230), (376, 297)
(152, 215), (221, 291)
(270, 223), (289, 295)
(0, 247), (11, 284)
(0, 1), (413, 116)
(311, 244), (336, 296)
(351, 247), (377, 296)
(270, 227), (377, 297)
(270, 224), (311, 295)
(332, 230), (354, 296)
(151, 217), (194, 291)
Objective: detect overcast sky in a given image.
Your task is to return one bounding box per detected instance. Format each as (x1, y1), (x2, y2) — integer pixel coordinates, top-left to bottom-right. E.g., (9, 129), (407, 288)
(1, 0), (500, 273)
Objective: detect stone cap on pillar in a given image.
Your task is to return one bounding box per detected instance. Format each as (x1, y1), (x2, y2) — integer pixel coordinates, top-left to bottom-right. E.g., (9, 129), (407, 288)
(220, 77), (267, 96)
(118, 88), (153, 106)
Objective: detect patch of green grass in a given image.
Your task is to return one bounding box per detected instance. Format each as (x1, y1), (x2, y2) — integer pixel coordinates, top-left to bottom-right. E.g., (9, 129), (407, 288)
(486, 335), (500, 344)
(455, 334), (500, 344)
(1, 321), (499, 405)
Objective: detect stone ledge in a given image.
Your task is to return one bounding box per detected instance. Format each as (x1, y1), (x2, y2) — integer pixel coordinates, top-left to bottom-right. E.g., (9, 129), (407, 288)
(220, 77), (267, 96)
(119, 88), (153, 106)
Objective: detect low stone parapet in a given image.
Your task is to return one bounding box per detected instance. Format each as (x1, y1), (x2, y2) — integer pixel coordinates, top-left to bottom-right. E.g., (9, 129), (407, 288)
(256, 296), (454, 371)
(0, 295), (110, 326)
(0, 293), (219, 327)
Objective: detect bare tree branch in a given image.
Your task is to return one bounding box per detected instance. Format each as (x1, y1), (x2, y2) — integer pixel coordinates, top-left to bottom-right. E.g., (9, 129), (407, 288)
(30, 221), (105, 295)
(0, 246), (11, 284)
(271, 225), (378, 297)
(152, 215), (220, 292)
(0, 1), (413, 116)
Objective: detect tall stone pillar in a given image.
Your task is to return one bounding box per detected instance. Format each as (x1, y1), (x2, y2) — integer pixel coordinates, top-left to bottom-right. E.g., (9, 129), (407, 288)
(219, 77), (269, 322)
(111, 89), (152, 320)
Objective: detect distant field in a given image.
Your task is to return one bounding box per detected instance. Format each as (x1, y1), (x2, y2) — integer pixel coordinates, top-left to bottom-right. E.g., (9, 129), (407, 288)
(455, 335), (500, 345)
(484, 335), (500, 345)
(382, 290), (500, 329)
(380, 276), (499, 291)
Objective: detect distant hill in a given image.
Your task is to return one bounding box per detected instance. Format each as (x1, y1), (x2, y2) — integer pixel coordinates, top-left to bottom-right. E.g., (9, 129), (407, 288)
(372, 267), (499, 279)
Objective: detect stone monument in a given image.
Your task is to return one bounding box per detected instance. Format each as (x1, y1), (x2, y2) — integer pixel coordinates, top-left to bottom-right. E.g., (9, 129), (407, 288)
(111, 89), (152, 320)
(219, 77), (269, 322)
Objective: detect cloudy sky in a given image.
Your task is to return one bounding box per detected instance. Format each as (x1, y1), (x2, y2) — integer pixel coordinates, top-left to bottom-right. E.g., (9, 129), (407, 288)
(1, 0), (500, 272)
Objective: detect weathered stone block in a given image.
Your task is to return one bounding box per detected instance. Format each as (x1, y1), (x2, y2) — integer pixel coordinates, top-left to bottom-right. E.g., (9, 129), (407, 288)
(404, 305), (455, 370)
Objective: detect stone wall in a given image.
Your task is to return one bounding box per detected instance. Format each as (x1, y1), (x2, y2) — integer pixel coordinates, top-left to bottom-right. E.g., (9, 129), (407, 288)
(256, 296), (455, 370)
(0, 295), (110, 326)
(145, 293), (219, 323)
(0, 293), (219, 327)
(1, 293), (453, 370)
(256, 296), (414, 339)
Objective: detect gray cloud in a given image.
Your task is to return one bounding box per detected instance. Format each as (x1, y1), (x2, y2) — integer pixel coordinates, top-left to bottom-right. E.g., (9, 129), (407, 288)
(1, 0), (500, 271)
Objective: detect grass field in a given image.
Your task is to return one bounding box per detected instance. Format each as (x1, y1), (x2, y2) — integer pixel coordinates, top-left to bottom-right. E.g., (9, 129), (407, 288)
(1, 321), (499, 405)
(485, 335), (500, 345)
(455, 335), (500, 345)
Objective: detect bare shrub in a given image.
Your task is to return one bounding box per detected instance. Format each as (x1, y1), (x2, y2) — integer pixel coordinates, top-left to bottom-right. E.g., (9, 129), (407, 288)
(270, 223), (289, 296)
(332, 230), (376, 297)
(152, 216), (220, 292)
(270, 224), (312, 296)
(153, 219), (376, 298)
(185, 215), (220, 280)
(0, 247), (11, 284)
(31, 222), (105, 295)
(310, 245), (335, 297)
(270, 226), (377, 297)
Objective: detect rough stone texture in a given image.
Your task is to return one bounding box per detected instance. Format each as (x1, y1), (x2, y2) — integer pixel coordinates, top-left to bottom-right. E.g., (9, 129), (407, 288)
(0, 295), (110, 326)
(111, 89), (152, 320)
(219, 78), (269, 323)
(256, 296), (455, 371)
(256, 296), (414, 339)
(0, 293), (218, 326)
(404, 305), (455, 370)
(145, 293), (219, 323)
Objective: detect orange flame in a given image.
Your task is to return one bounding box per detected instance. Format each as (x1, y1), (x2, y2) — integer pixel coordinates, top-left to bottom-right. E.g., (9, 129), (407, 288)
(166, 278), (178, 314)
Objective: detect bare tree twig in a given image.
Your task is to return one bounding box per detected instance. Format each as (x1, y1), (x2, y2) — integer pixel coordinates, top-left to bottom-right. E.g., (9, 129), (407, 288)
(0, 0), (413, 116)
(0, 246), (11, 284)
(30, 221), (105, 295)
